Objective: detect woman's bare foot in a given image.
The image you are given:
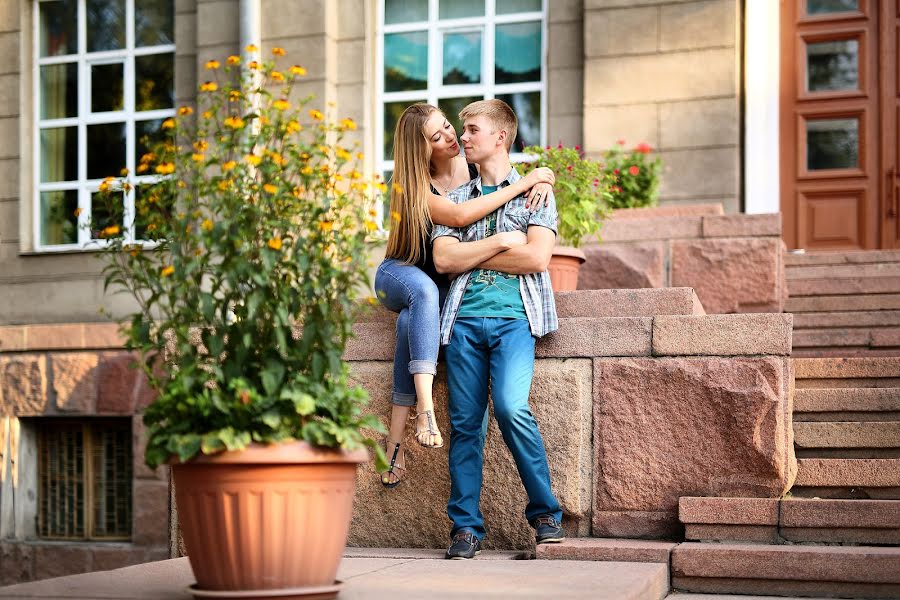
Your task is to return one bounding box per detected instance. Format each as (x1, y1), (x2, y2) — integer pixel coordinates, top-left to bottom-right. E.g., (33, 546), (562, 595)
(413, 407), (443, 448)
(381, 439), (406, 488)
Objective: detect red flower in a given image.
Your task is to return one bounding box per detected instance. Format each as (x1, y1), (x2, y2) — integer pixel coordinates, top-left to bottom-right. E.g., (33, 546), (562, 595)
(613, 168), (619, 175)
(628, 165), (640, 176)
(635, 143), (652, 154)
(616, 139), (626, 146)
(567, 165), (573, 171)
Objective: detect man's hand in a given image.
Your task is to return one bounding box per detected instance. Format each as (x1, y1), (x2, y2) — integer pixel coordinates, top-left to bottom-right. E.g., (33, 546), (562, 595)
(474, 226), (556, 274)
(433, 231), (526, 275)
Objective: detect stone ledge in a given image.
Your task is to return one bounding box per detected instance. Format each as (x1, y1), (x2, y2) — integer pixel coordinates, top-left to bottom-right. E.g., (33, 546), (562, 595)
(683, 524), (778, 543)
(793, 357), (900, 379)
(702, 214), (781, 238)
(554, 288), (704, 318)
(599, 216), (703, 242)
(0, 323), (125, 352)
(610, 204), (724, 220)
(780, 498), (900, 529)
(679, 497), (778, 525)
(534, 537), (676, 563)
(652, 314), (793, 356)
(537, 318), (652, 357)
(795, 458), (900, 488)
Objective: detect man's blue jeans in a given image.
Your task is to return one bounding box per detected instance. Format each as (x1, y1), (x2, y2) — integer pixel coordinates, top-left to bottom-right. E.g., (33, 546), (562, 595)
(444, 317), (562, 540)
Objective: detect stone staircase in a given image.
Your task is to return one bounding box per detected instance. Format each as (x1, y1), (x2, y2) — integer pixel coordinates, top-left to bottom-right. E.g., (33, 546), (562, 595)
(786, 250), (900, 357)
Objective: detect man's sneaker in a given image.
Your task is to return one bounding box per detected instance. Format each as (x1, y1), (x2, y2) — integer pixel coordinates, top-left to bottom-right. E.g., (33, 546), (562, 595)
(446, 530), (482, 559)
(532, 515), (565, 544)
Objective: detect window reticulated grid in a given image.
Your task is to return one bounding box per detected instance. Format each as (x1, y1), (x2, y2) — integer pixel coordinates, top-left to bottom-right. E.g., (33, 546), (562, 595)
(34, 0), (175, 252)
(37, 419), (132, 540)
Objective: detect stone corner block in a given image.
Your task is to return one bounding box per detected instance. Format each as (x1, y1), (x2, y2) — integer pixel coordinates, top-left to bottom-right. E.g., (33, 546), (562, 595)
(652, 314), (793, 356)
(0, 354), (49, 416)
(51, 352), (99, 413)
(578, 241), (665, 290)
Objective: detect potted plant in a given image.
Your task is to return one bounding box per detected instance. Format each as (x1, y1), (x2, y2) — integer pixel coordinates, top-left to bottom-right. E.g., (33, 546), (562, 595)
(92, 47), (385, 598)
(602, 140), (663, 210)
(520, 144), (612, 290)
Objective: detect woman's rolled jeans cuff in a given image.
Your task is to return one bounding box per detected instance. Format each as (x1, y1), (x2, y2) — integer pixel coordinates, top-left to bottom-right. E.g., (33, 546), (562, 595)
(392, 391), (416, 407)
(408, 359), (437, 376)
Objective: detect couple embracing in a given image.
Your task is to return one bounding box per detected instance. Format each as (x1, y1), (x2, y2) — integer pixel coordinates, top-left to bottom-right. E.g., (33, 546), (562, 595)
(374, 99), (564, 559)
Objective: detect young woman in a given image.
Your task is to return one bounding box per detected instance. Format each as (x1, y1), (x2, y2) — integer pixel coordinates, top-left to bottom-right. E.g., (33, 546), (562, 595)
(376, 103), (554, 487)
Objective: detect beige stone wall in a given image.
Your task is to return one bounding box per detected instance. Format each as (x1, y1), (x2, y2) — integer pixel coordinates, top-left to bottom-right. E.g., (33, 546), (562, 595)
(583, 0), (741, 212)
(548, 0), (585, 147)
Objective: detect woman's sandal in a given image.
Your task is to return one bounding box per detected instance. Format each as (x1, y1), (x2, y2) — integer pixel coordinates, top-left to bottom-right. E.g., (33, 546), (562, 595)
(380, 441), (406, 489)
(413, 409), (444, 449)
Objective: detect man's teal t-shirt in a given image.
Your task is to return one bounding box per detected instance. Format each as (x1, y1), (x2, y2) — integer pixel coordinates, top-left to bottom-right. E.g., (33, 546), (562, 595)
(457, 185), (528, 320)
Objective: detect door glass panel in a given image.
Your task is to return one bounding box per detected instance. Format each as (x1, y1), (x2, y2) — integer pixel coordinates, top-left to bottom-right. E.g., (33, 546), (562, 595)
(39, 0), (77, 57)
(438, 96), (481, 133)
(87, 0), (125, 52)
(40, 190), (78, 246)
(807, 0), (857, 15)
(40, 63), (78, 119)
(497, 0), (541, 14)
(92, 63), (124, 112)
(439, 0), (483, 19)
(495, 22), (541, 84)
(135, 0), (174, 46)
(496, 91), (541, 152)
(384, 32), (428, 92)
(40, 127), (78, 182)
(443, 32), (481, 85)
(87, 122), (126, 179)
(807, 39), (858, 91)
(384, 100), (426, 160)
(385, 0), (428, 24)
(807, 117), (859, 170)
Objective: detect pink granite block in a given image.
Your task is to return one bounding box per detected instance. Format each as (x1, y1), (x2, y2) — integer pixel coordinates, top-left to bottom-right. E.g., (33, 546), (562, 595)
(578, 242), (665, 289)
(652, 314), (793, 356)
(702, 214), (781, 238)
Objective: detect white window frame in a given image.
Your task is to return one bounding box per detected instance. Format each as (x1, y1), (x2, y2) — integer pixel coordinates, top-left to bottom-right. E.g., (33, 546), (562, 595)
(32, 0), (175, 252)
(375, 0), (548, 220)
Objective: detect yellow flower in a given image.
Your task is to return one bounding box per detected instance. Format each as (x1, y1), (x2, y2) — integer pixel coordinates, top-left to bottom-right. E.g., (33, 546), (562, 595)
(263, 183), (278, 194)
(247, 60), (261, 70)
(267, 237), (282, 250)
(155, 162), (176, 175)
(229, 90), (242, 101)
(178, 106), (194, 116)
(339, 117), (357, 131)
(268, 152), (285, 166)
(364, 220), (377, 232)
(223, 116), (245, 129)
(204, 59), (220, 70)
(285, 120), (302, 133)
(177, 180), (187, 188)
(120, 167), (129, 176)
(290, 65), (307, 76)
(259, 115), (270, 126)
(139, 152), (156, 164)
(201, 219), (213, 231)
(161, 118), (176, 129)
(202, 110), (213, 119)
(301, 166), (312, 175)
(319, 221), (334, 232)
(368, 209), (377, 217)
(101, 225), (120, 237)
(227, 55), (241, 65)
(137, 164), (149, 173)
(222, 161), (237, 171)
(272, 99), (290, 111)
(292, 186), (304, 197)
(335, 147), (351, 161)
(245, 44), (259, 53)
(376, 182), (388, 193)
(199, 81), (218, 92)
(146, 223), (157, 231)
(74, 207), (82, 217)
(130, 248), (140, 257)
(270, 71), (285, 82)
(98, 180), (113, 192)
(160, 265), (175, 277)
(308, 109), (324, 121)
(123, 182), (133, 192)
(244, 154), (262, 166)
(192, 153), (205, 162)
(391, 210), (401, 223)
(356, 152), (364, 160)
(217, 179), (231, 191)
(350, 170), (362, 180)
(194, 140), (209, 152)
(271, 47), (286, 56)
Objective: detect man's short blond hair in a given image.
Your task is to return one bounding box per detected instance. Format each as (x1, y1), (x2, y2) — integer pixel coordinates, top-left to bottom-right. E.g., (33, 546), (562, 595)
(459, 99), (518, 152)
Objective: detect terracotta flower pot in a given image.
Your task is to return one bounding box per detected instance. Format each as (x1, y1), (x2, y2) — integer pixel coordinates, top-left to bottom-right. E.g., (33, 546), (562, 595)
(548, 245), (586, 291)
(173, 441), (368, 599)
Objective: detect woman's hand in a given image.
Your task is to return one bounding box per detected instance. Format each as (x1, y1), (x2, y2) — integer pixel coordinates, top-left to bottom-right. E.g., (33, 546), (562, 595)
(523, 167), (555, 211)
(526, 182), (553, 212)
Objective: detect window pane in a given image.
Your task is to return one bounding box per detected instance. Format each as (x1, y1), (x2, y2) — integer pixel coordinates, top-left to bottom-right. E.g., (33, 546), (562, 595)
(135, 53), (175, 111)
(37, 424), (85, 536)
(88, 122), (126, 179)
(807, 39), (858, 92)
(381, 170), (393, 228)
(135, 0), (174, 47)
(384, 99), (425, 159)
(438, 95), (481, 132)
(40, 190), (79, 246)
(87, 0), (125, 52)
(497, 0), (541, 14)
(385, 32), (428, 92)
(40, 63), (78, 119)
(136, 118), (172, 164)
(807, 118), (858, 170)
(134, 186), (158, 240)
(90, 190), (119, 239)
(495, 22), (541, 84)
(91, 425), (132, 538)
(385, 0), (427, 24)
(40, 126), (78, 182)
(807, 0), (857, 14)
(443, 31), (481, 85)
(92, 63), (124, 112)
(39, 0), (77, 57)
(439, 0), (483, 19)
(496, 91), (540, 152)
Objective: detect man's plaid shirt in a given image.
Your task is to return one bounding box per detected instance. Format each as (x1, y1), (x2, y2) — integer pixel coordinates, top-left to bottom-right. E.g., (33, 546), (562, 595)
(431, 166), (559, 345)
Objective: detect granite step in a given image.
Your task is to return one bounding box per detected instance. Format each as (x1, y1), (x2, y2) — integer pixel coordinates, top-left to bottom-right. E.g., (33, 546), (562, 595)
(672, 542), (900, 599)
(792, 458), (900, 499)
(793, 357), (900, 379)
(793, 421), (900, 450)
(784, 250), (900, 267)
(534, 538), (676, 564)
(785, 262), (900, 280)
(792, 328), (896, 349)
(785, 294), (900, 312)
(794, 387), (900, 416)
(793, 348), (900, 358)
(788, 277), (900, 296)
(793, 310), (900, 328)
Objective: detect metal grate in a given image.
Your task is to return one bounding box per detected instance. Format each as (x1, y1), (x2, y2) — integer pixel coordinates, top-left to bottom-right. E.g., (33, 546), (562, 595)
(37, 419), (132, 540)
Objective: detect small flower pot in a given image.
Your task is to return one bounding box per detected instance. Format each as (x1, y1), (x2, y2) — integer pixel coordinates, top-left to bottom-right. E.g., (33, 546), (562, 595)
(548, 245), (586, 291)
(174, 441), (368, 599)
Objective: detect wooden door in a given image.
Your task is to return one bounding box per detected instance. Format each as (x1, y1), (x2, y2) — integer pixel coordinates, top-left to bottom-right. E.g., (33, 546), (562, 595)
(881, 0), (900, 246)
(781, 0), (880, 250)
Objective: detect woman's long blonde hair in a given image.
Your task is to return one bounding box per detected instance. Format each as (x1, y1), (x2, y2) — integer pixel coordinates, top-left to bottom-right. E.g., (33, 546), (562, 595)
(385, 103), (440, 265)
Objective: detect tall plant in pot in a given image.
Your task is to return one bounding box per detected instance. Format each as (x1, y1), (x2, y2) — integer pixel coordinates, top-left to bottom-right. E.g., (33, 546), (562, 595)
(520, 144), (612, 290)
(93, 47), (385, 598)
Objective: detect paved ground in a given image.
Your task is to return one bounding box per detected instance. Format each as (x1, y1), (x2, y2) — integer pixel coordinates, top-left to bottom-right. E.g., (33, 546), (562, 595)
(0, 552), (835, 600)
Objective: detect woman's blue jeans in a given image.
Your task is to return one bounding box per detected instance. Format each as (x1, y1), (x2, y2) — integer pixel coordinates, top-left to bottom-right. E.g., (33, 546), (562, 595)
(374, 258), (444, 406)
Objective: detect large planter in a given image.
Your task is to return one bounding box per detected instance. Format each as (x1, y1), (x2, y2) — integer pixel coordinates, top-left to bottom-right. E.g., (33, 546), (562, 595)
(173, 441), (368, 599)
(548, 245), (587, 291)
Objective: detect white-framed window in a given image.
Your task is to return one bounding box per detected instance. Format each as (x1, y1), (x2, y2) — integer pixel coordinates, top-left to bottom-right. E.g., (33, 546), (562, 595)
(34, 0), (174, 251)
(376, 0), (547, 218)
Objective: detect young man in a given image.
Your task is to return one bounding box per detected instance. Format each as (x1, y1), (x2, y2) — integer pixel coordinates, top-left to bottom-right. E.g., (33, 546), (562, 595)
(431, 99), (564, 560)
